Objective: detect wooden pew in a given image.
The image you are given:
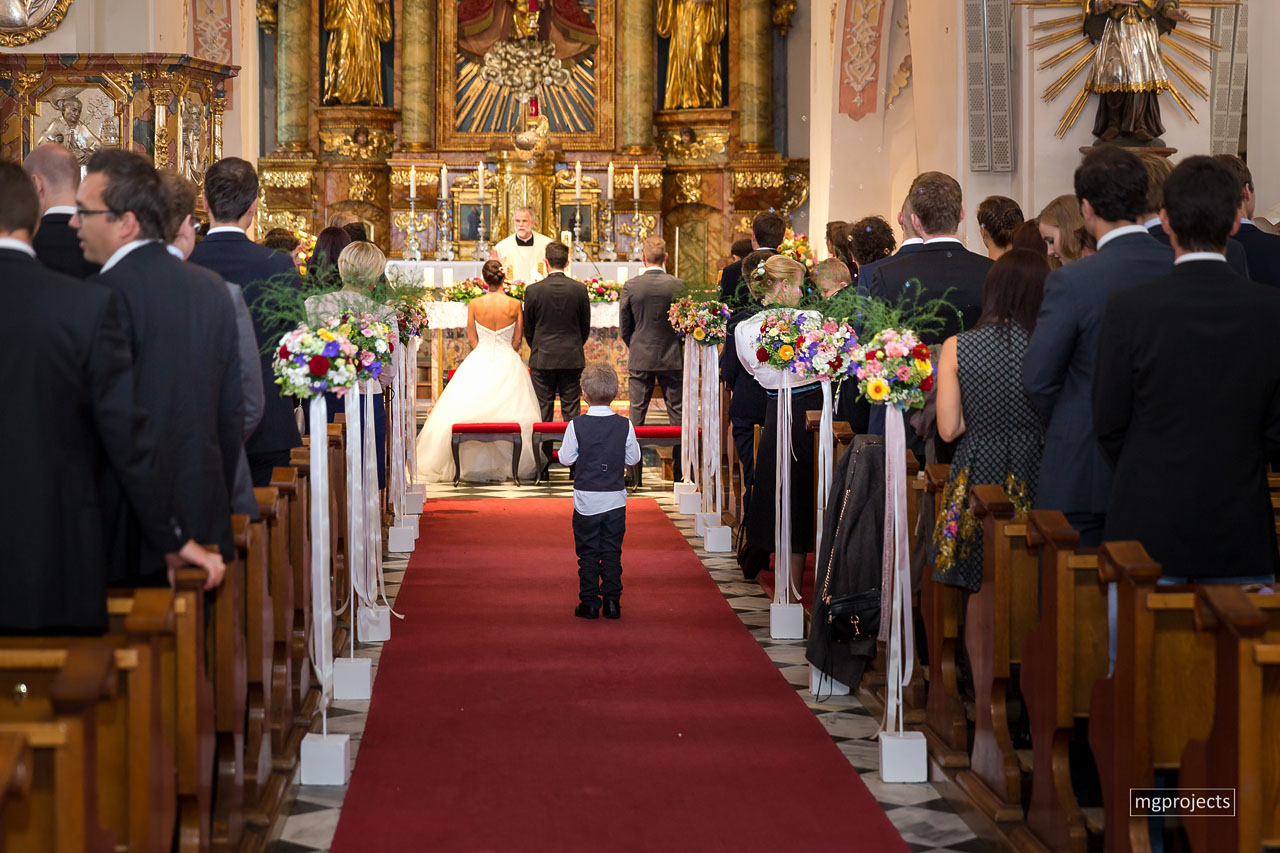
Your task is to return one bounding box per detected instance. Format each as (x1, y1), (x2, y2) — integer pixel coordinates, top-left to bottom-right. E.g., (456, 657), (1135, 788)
(1180, 585), (1280, 853)
(0, 646), (115, 852)
(238, 508), (283, 832)
(1012, 510), (1107, 853)
(956, 484), (1040, 823)
(919, 463), (969, 767)
(0, 732), (33, 847)
(1089, 542), (1280, 853)
(285, 452), (318, 732)
(211, 519), (249, 852)
(258, 480), (299, 771)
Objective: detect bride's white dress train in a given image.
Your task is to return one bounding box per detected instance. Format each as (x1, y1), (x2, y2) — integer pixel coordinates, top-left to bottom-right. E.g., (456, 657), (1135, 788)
(415, 322), (540, 482)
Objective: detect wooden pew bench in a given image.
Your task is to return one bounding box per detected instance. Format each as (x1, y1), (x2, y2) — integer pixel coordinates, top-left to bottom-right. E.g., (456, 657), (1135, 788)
(0, 732), (33, 849)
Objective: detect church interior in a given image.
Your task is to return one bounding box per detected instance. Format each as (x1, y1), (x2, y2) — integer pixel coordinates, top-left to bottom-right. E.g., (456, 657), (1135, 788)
(2, 0), (1279, 850)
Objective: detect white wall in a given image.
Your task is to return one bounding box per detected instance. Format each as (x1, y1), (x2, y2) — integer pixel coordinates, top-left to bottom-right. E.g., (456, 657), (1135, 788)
(1248, 0), (1279, 218)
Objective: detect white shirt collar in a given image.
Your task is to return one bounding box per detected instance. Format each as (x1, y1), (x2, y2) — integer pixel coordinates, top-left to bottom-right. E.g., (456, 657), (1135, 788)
(1174, 252), (1227, 265)
(1241, 218), (1254, 226)
(899, 237), (923, 247)
(44, 205), (76, 217)
(0, 237), (36, 257)
(755, 246), (776, 251)
(1096, 224), (1149, 251)
(923, 236), (962, 245)
(100, 239), (156, 273)
(585, 405), (614, 416)
(643, 265), (665, 272)
(1142, 216), (1162, 229)
(206, 225), (246, 236)
(166, 243), (185, 259)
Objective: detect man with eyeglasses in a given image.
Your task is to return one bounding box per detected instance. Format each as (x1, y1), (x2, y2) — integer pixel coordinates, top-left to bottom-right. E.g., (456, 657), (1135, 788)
(72, 148), (244, 588)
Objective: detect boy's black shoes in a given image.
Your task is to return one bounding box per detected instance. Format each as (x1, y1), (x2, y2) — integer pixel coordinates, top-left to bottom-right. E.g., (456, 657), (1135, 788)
(602, 600), (621, 620)
(574, 603), (600, 619)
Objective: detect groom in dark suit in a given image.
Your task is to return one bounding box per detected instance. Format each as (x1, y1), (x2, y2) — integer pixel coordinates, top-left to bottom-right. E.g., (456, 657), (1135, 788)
(524, 241), (591, 462)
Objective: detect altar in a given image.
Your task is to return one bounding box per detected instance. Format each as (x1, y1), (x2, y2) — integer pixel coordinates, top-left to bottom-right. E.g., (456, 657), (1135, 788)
(385, 260), (649, 287)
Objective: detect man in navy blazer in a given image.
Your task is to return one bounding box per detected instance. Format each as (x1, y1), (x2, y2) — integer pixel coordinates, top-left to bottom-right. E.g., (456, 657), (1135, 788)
(188, 157), (302, 486)
(1023, 145), (1173, 546)
(1214, 154), (1280, 288)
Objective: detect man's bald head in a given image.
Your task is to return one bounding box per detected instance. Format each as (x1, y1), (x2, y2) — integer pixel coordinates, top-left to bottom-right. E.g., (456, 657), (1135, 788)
(23, 143), (80, 212)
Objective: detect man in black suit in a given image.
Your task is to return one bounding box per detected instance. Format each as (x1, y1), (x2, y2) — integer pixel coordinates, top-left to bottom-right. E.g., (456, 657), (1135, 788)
(621, 236), (684, 428)
(188, 157), (302, 486)
(22, 142), (99, 277)
(1214, 154), (1280, 288)
(864, 172), (992, 346)
(1023, 145), (1172, 547)
(73, 149), (242, 583)
(715, 237), (752, 309)
(1094, 155), (1280, 586)
(524, 241), (591, 461)
(1138, 150), (1250, 278)
(0, 160), (223, 633)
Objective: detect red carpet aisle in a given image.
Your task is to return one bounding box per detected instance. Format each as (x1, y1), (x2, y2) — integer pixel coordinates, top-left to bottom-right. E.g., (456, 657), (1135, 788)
(330, 498), (907, 852)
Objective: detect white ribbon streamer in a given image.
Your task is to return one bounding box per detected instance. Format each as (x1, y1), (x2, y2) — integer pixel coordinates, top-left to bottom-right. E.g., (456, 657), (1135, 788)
(680, 337), (700, 486)
(308, 396), (334, 729)
(407, 338), (420, 484)
(700, 346), (722, 518)
(344, 386), (367, 639)
(879, 406), (915, 735)
(815, 380), (834, 556)
(365, 383), (402, 619)
(389, 348), (404, 519)
(774, 369), (795, 604)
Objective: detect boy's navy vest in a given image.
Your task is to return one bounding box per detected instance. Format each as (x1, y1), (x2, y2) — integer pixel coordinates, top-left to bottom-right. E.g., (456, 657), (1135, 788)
(571, 414), (629, 492)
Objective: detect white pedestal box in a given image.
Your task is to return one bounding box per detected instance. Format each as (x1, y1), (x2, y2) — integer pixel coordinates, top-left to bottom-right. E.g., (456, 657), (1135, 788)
(879, 731), (928, 783)
(386, 524), (416, 554)
(300, 733), (351, 786)
(333, 656), (372, 700)
(770, 602), (804, 639)
(694, 512), (707, 536)
(357, 605), (391, 643)
(407, 486), (425, 514)
(677, 491), (702, 515)
(673, 481), (697, 497)
(703, 525), (732, 553)
(809, 664), (850, 697)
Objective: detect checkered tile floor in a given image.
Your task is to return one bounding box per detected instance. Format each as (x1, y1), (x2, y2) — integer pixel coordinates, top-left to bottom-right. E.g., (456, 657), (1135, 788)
(266, 472), (998, 852)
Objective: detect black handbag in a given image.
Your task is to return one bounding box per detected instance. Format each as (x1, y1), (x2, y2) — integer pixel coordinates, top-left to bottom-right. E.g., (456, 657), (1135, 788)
(819, 485), (880, 644)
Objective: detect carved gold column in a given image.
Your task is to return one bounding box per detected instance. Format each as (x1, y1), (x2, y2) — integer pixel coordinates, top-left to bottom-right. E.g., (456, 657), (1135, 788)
(276, 0), (310, 151)
(739, 0), (773, 152)
(401, 0), (435, 150)
(619, 0), (656, 153)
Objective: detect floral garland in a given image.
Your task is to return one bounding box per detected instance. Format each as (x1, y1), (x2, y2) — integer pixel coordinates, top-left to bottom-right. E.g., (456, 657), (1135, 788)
(274, 324), (359, 399)
(667, 297), (731, 345)
(320, 313), (394, 382)
(777, 229), (815, 271)
(850, 328), (934, 409)
(583, 277), (622, 302)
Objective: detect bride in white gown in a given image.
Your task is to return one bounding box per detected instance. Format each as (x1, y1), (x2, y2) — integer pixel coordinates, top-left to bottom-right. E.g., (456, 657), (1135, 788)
(416, 260), (541, 482)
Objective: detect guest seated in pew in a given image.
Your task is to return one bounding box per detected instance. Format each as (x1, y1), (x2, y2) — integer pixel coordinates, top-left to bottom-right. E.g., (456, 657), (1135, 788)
(932, 249), (1048, 591)
(847, 215), (897, 270)
(0, 160), (224, 632)
(1094, 155), (1280, 589)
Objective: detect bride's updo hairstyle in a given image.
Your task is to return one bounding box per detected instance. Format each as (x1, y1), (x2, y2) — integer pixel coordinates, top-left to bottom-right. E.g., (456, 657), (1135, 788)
(337, 241), (386, 291)
(753, 254), (806, 308)
(481, 259), (506, 291)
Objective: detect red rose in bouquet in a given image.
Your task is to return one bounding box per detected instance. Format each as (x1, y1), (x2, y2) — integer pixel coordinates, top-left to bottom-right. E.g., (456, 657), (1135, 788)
(756, 346), (768, 362)
(912, 344), (930, 360)
(920, 374), (934, 392)
(308, 355), (331, 375)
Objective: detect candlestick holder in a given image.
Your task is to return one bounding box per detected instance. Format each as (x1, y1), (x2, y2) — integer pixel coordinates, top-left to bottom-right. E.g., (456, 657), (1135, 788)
(571, 203), (588, 263)
(473, 218), (491, 261)
(598, 199), (617, 262)
(434, 197), (455, 262)
(395, 197), (433, 262)
(627, 199), (644, 262)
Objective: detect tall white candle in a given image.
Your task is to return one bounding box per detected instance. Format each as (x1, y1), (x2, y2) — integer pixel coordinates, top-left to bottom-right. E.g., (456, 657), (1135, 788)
(443, 268), (454, 288)
(478, 160), (485, 201)
(632, 165), (640, 201)
(574, 161), (582, 201)
(675, 227), (680, 276)
(606, 162), (614, 200)
(409, 165), (417, 199)
(423, 266), (434, 287)
(617, 265), (627, 283)
(440, 163), (448, 200)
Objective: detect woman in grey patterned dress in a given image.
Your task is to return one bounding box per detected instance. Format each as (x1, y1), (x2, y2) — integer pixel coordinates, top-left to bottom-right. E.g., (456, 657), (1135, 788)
(931, 250), (1049, 592)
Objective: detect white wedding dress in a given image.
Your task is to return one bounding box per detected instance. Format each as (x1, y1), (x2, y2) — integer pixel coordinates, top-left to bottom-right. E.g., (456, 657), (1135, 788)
(415, 322), (541, 483)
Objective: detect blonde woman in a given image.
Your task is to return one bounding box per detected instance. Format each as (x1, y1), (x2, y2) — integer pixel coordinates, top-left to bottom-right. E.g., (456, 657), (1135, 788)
(1037, 195), (1087, 268)
(732, 255), (822, 596)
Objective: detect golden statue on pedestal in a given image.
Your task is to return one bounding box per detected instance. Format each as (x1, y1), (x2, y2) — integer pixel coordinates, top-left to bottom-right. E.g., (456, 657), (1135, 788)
(657, 0), (726, 109)
(322, 0), (392, 105)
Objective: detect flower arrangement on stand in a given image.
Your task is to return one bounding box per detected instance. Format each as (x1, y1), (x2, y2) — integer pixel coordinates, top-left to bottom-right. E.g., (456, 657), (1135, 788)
(752, 308), (808, 370)
(777, 229), (815, 272)
(849, 328), (934, 410)
(320, 314), (394, 383)
(387, 293), (429, 345)
(274, 324), (360, 399)
(443, 277), (486, 303)
(584, 278), (622, 302)
(292, 228), (318, 276)
(668, 297), (731, 345)
(789, 315), (859, 381)
(504, 280), (527, 300)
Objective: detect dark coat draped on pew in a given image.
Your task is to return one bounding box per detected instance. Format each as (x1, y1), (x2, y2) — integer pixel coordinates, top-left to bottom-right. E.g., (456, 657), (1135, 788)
(1093, 258), (1280, 581)
(805, 436), (886, 693)
(0, 248), (183, 631)
(96, 242), (242, 577)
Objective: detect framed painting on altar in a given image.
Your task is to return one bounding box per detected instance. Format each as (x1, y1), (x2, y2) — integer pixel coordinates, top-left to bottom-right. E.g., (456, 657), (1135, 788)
(456, 202), (493, 243)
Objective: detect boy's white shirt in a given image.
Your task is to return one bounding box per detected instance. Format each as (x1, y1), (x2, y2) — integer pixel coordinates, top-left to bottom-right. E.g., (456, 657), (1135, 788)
(558, 405), (641, 515)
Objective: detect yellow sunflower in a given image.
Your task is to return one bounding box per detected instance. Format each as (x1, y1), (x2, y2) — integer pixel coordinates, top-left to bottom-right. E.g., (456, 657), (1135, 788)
(693, 327), (707, 341)
(778, 344), (795, 361)
(867, 377), (890, 401)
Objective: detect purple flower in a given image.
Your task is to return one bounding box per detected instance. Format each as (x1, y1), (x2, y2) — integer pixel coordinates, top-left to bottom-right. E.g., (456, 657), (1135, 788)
(370, 363), (383, 379)
(309, 381), (328, 393)
(322, 341), (340, 358)
(292, 354), (307, 366)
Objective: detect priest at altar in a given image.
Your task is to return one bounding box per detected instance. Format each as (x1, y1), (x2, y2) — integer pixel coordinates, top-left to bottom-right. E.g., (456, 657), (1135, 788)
(492, 206), (553, 283)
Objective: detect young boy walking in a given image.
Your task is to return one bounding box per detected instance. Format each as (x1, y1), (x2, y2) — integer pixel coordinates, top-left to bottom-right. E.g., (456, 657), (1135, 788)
(558, 362), (641, 619)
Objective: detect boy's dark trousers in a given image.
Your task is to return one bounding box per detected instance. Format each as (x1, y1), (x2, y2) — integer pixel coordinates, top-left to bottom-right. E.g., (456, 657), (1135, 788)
(572, 506), (626, 606)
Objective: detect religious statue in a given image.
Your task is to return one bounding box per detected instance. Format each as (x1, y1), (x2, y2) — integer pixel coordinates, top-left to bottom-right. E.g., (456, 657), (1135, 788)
(1084, 0), (1191, 143)
(657, 0), (727, 110)
(457, 0), (598, 62)
(0, 0), (57, 30)
(322, 0), (392, 106)
(36, 93), (102, 166)
(180, 96), (207, 185)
